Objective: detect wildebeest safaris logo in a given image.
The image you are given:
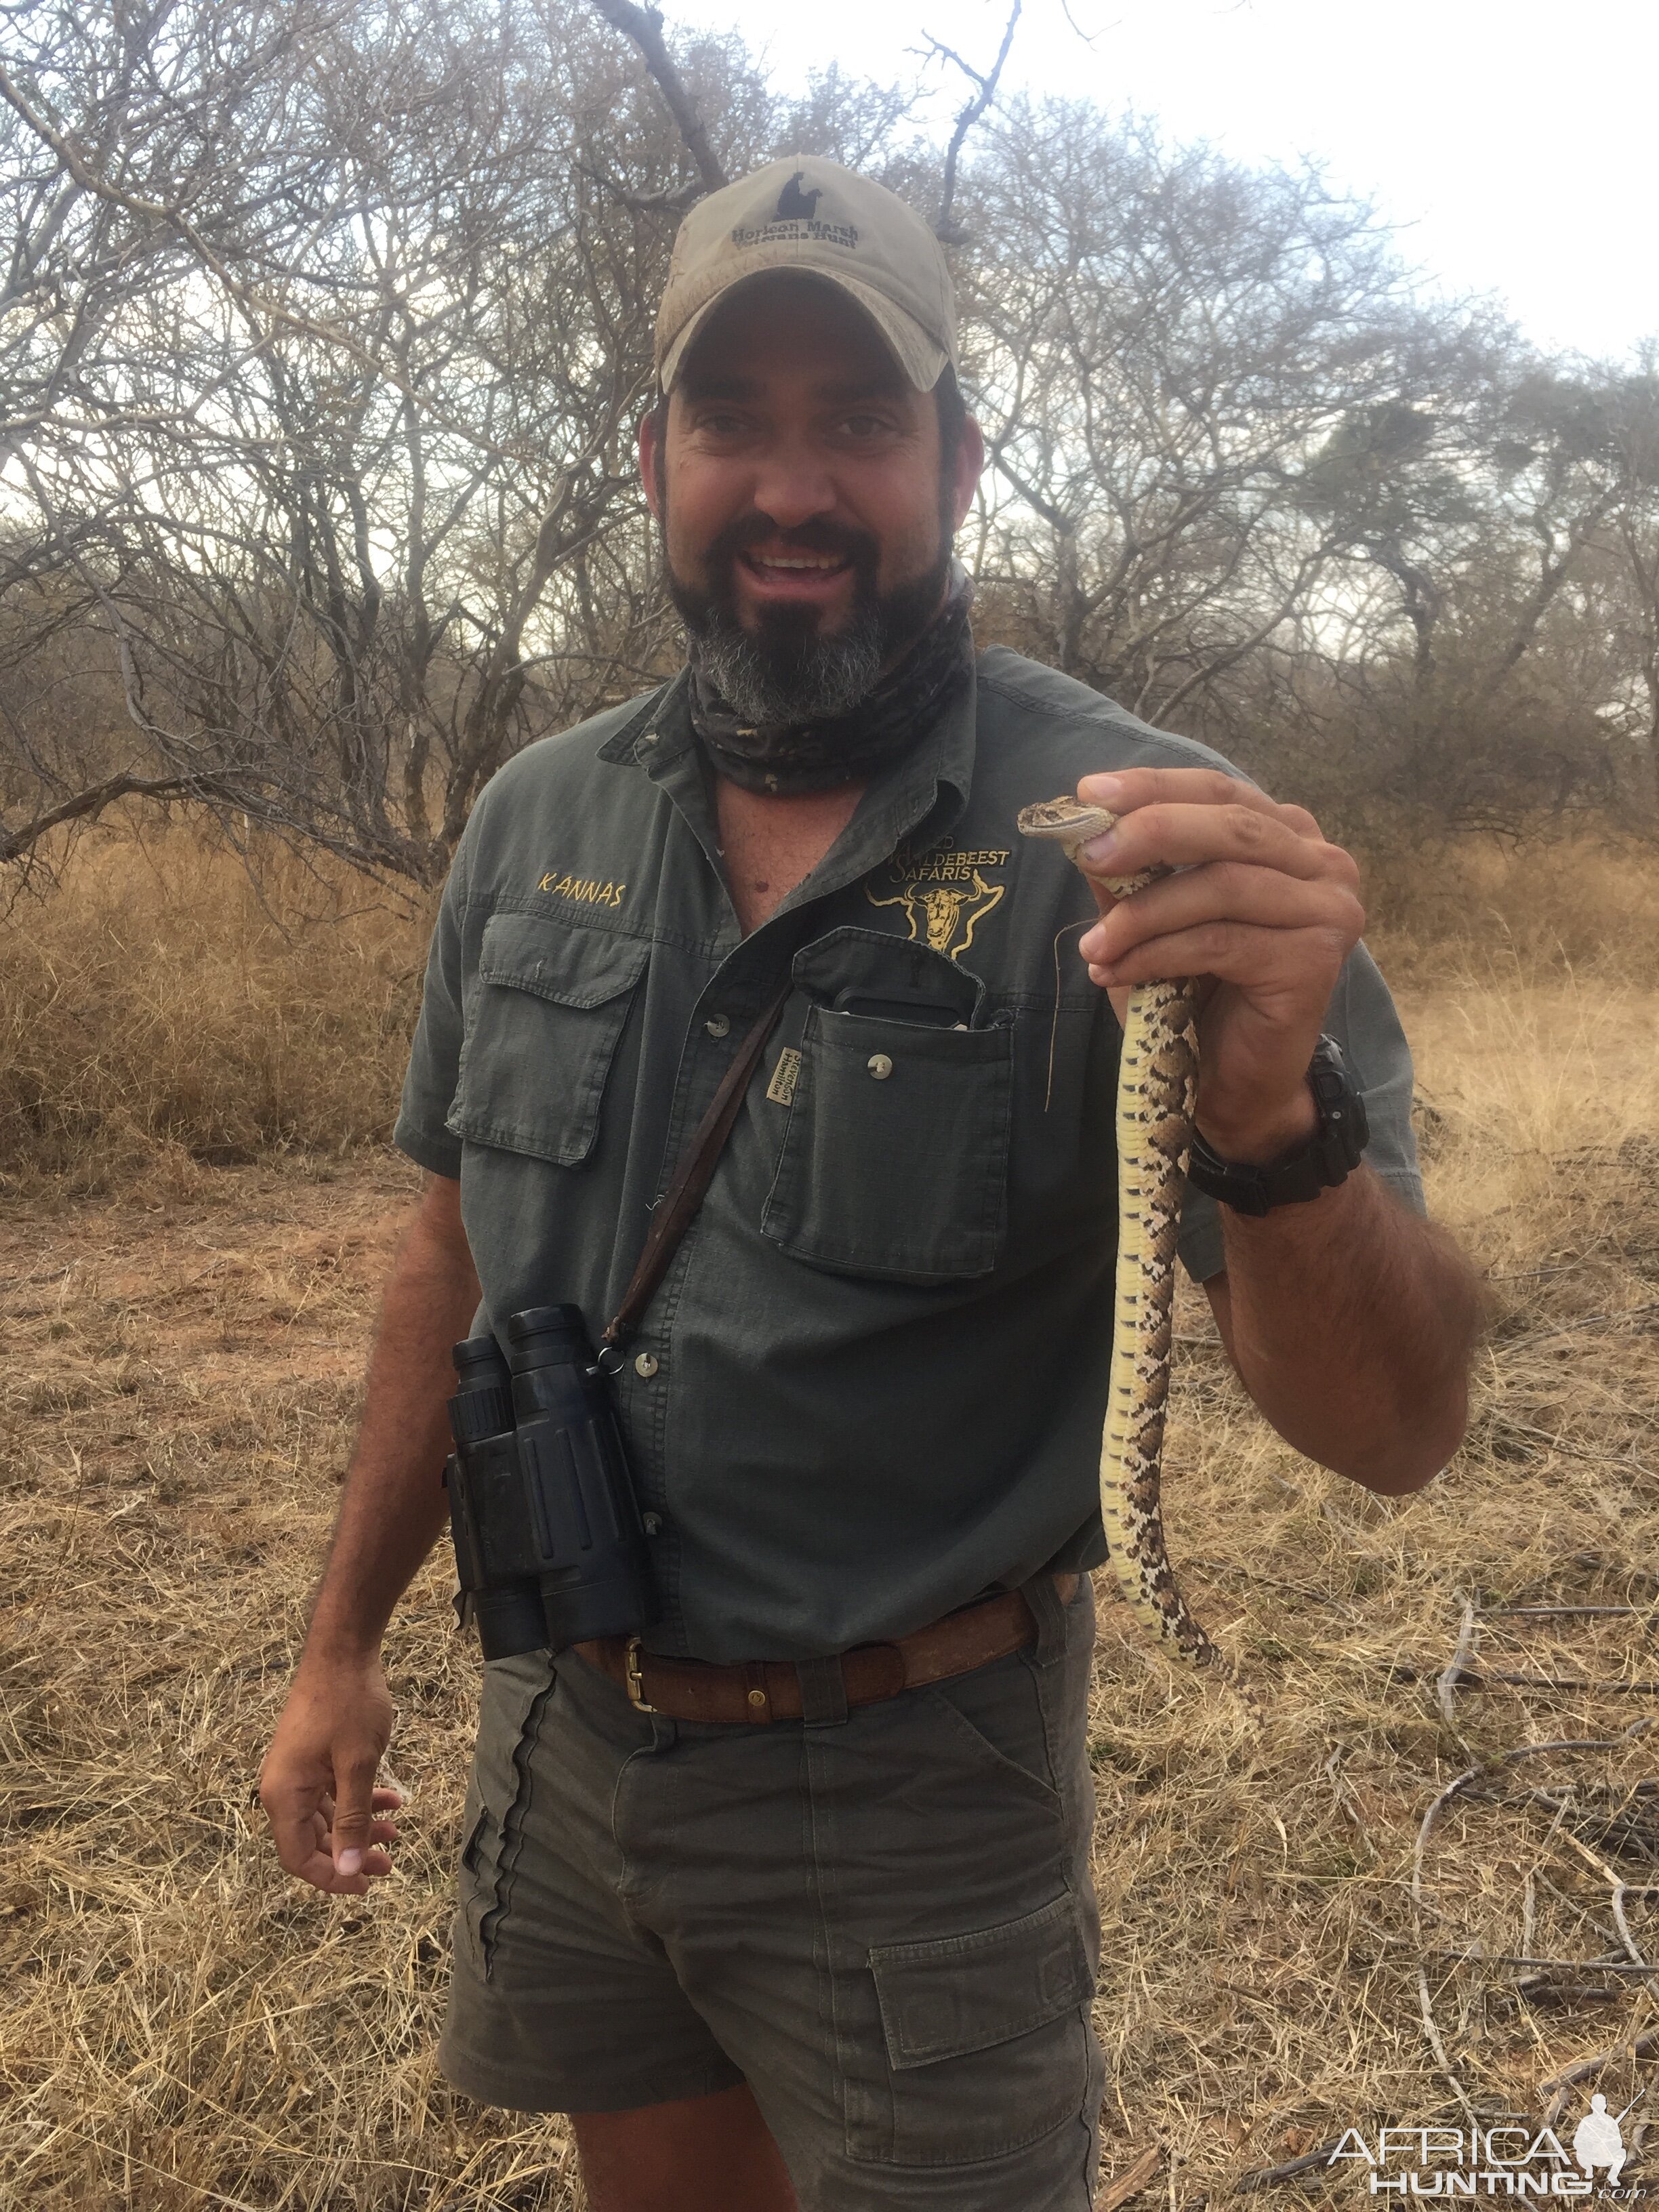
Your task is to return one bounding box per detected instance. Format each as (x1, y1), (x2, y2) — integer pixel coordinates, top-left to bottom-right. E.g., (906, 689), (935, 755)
(866, 836), (1009, 956)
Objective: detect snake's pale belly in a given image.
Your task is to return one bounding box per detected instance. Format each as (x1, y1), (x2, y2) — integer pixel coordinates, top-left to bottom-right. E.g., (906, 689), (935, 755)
(1017, 797), (1220, 1668)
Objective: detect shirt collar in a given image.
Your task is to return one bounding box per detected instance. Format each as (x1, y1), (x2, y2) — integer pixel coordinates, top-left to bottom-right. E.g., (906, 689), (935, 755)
(597, 656), (979, 912)
(596, 667), (694, 769)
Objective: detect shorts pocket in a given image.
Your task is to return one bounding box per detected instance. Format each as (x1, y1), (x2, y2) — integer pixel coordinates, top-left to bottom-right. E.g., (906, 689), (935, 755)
(761, 1003), (1013, 1284)
(455, 1799), (495, 1971)
(860, 1894), (1094, 2164)
(449, 912), (648, 1167)
(923, 1657), (1063, 1809)
(455, 1654), (552, 1979)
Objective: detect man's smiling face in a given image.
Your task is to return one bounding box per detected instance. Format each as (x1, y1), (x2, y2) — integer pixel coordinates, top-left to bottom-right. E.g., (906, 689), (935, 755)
(639, 272), (983, 724)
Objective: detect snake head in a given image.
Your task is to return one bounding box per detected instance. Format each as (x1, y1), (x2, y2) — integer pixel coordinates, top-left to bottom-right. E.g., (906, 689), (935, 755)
(1016, 795), (1118, 863)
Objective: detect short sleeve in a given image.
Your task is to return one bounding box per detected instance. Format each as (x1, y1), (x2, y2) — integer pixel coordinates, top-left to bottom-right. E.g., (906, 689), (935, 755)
(392, 841), (470, 1179)
(1176, 941), (1425, 1285)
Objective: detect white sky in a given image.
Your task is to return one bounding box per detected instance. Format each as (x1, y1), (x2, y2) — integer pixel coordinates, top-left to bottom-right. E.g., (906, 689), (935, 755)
(668, 0), (1658, 365)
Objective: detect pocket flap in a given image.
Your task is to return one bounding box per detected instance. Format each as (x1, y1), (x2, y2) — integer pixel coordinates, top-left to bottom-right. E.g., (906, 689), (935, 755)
(867, 1892), (1092, 2070)
(792, 925), (985, 1026)
(480, 911), (647, 1008)
(455, 918), (647, 1167)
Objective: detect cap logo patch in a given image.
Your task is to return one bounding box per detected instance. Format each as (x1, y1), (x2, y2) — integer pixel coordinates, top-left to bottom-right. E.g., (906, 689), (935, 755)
(731, 171), (859, 251)
(777, 173), (821, 219)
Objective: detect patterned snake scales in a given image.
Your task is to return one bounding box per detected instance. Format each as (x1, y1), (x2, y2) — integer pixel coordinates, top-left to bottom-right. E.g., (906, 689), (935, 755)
(1016, 796), (1221, 1669)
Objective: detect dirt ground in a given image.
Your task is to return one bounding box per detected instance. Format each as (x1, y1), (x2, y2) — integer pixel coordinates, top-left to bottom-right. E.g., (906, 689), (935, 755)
(4, 965), (1659, 2208)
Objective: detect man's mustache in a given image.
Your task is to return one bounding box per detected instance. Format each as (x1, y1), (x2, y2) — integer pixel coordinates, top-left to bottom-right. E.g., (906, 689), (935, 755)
(699, 514), (878, 574)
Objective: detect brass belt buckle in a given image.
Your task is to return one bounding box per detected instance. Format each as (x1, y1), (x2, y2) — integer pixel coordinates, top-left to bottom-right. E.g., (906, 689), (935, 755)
(623, 1636), (655, 1714)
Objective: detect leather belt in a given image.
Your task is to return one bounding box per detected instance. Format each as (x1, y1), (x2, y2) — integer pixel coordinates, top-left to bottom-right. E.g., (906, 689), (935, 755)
(575, 1574), (1080, 1725)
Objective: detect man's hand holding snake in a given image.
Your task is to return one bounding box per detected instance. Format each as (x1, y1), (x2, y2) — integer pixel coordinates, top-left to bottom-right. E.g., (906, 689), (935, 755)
(1070, 766), (1366, 1165)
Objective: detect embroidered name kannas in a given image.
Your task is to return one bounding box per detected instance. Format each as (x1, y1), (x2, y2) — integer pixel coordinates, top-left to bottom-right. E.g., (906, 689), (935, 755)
(537, 872), (626, 909)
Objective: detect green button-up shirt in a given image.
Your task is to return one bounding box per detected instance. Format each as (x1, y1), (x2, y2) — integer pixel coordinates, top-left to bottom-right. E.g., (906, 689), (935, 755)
(395, 646), (1423, 1661)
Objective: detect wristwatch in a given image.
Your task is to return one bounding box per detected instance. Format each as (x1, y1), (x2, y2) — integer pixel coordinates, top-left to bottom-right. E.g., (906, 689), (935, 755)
(1185, 1036), (1369, 1218)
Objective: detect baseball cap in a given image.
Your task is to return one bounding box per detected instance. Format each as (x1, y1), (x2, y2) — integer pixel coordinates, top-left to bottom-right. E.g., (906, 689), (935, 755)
(655, 157), (958, 394)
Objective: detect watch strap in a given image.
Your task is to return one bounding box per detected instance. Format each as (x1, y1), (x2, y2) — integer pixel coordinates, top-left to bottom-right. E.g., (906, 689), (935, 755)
(1185, 1038), (1369, 1218)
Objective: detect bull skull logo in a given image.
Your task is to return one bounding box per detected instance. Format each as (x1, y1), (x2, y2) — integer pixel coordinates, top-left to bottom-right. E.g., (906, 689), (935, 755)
(867, 866), (1004, 956)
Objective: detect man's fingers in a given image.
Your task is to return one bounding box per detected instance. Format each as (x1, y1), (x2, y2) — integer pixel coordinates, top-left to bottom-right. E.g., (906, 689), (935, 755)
(1082, 863), (1363, 968)
(321, 1797), (401, 1848)
(263, 1800), (393, 1892)
(285, 1841), (392, 1896)
(262, 1784), (333, 1882)
(1076, 766), (1323, 845)
(264, 1765), (401, 1892)
(258, 1657), (398, 1896)
(1076, 799), (1357, 890)
(1275, 801), (1324, 840)
(319, 1786), (404, 1820)
(1078, 766), (1286, 821)
(328, 1755), (384, 1879)
(1086, 918), (1351, 995)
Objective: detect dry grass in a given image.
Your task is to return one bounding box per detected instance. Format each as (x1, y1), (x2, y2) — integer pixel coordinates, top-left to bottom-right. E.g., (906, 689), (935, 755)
(1, 831), (430, 1194)
(1360, 832), (1659, 985)
(2, 829), (1658, 2207)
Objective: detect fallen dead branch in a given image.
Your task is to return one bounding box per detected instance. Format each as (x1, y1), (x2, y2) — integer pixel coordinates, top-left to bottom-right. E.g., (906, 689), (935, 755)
(1099, 2144), (1162, 2208)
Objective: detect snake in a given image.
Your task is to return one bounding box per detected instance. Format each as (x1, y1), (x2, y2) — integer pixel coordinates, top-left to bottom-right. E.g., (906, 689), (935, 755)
(1016, 796), (1221, 1668)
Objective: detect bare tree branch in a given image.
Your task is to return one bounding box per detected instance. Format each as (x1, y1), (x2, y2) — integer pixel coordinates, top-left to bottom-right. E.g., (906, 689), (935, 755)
(0, 772), (213, 864)
(588, 0), (727, 194)
(0, 53), (534, 468)
(922, 0), (1021, 241)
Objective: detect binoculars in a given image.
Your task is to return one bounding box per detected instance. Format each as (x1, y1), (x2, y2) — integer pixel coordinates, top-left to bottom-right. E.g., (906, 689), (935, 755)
(443, 1305), (658, 1660)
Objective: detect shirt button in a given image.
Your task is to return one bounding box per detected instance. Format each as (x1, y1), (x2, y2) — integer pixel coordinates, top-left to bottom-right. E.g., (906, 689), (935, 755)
(705, 1012), (732, 1039)
(867, 1053), (894, 1080)
(634, 1351), (659, 1378)
(642, 1512), (663, 1536)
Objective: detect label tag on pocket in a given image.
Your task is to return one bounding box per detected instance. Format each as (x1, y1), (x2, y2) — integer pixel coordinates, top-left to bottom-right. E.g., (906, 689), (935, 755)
(766, 1048), (802, 1107)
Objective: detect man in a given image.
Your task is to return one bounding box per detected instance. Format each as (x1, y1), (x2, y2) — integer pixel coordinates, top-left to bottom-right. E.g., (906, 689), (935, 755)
(260, 159), (1480, 2210)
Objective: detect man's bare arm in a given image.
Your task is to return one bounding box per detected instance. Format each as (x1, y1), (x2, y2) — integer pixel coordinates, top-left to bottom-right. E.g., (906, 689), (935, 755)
(304, 1170), (478, 1660)
(259, 1170), (479, 1894)
(1204, 1172), (1481, 1496)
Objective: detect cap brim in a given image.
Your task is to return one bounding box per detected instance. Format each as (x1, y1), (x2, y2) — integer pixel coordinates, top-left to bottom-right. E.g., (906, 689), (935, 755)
(659, 268), (948, 395)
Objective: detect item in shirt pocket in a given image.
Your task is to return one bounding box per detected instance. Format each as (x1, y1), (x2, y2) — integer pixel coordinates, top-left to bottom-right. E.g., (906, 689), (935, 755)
(830, 985), (967, 1029)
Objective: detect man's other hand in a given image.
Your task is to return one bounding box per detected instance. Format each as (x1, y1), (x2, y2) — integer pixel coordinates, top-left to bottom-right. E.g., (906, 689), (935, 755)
(259, 1656), (401, 1894)
(255, 1170), (476, 1896)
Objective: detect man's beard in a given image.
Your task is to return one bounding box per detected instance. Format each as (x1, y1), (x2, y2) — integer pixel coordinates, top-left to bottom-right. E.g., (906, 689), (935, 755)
(668, 514), (952, 729)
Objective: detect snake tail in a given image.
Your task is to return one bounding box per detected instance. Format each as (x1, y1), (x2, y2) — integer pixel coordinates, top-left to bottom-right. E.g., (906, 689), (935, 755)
(1104, 972), (1217, 1665)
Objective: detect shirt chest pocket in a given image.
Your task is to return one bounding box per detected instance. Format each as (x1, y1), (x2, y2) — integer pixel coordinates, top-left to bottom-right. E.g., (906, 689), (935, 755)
(760, 937), (1015, 1285)
(449, 912), (649, 1167)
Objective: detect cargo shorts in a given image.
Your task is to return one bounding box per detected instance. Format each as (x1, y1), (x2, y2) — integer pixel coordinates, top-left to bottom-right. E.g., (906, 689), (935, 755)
(438, 1573), (1104, 2209)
